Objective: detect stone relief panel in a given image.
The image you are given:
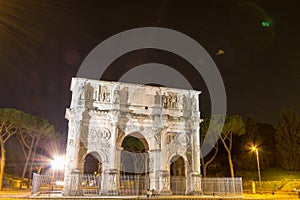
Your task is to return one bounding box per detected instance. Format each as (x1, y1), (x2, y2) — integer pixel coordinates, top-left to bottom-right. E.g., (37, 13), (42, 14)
(166, 132), (190, 146)
(166, 132), (177, 144)
(177, 133), (190, 146)
(162, 92), (178, 109)
(93, 85), (111, 103)
(88, 127), (111, 148)
(166, 132), (190, 162)
(78, 82), (94, 101)
(89, 127), (111, 141)
(113, 86), (120, 103)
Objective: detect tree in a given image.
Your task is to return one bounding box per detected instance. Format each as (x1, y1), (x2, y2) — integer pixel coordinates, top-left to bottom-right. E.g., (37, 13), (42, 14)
(275, 110), (300, 171)
(0, 108), (57, 190)
(219, 115), (245, 178)
(17, 116), (55, 188)
(236, 116), (259, 171)
(200, 117), (219, 177)
(256, 122), (276, 169)
(0, 108), (31, 190)
(236, 116), (276, 171)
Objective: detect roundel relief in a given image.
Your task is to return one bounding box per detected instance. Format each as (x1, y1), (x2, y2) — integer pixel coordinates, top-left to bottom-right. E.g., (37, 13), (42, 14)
(177, 133), (189, 145)
(89, 128), (111, 141)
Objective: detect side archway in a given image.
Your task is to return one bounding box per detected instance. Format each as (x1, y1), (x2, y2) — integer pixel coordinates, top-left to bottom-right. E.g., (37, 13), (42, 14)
(84, 151), (103, 175)
(170, 155), (187, 195)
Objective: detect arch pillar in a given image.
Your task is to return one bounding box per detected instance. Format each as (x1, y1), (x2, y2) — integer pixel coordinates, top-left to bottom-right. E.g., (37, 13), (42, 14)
(148, 149), (161, 191)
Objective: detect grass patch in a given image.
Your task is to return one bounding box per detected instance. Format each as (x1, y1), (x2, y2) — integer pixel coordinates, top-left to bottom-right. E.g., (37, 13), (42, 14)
(237, 169), (300, 192)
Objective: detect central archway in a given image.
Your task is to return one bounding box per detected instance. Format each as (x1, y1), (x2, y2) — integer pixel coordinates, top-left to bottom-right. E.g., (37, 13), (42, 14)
(121, 132), (149, 174)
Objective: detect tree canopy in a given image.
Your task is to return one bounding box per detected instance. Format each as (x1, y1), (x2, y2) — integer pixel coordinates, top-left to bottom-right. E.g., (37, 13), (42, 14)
(219, 115), (245, 178)
(0, 108), (56, 190)
(275, 110), (300, 171)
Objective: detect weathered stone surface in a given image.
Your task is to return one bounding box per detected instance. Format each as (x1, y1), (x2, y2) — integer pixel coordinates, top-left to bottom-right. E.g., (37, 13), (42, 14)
(63, 77), (202, 195)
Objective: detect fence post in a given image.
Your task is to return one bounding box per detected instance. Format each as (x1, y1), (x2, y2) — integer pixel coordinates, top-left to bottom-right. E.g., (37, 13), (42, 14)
(31, 173), (40, 195)
(252, 181), (256, 194)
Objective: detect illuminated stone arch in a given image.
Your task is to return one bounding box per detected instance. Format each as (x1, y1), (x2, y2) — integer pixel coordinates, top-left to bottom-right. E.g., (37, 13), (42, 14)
(63, 78), (202, 196)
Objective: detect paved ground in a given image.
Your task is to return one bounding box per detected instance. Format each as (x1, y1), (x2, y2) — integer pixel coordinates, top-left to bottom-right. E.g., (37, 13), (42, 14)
(244, 193), (299, 199)
(0, 189), (31, 197)
(0, 190), (299, 199)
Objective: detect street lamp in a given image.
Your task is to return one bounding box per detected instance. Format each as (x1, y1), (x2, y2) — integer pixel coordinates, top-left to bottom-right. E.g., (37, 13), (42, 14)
(251, 146), (261, 189)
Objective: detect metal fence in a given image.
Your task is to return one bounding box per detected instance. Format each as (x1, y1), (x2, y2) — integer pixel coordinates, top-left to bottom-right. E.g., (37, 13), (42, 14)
(32, 173), (243, 197)
(201, 177), (243, 197)
(170, 176), (186, 195)
(81, 174), (101, 195)
(32, 173), (102, 196)
(119, 174), (148, 196)
(32, 173), (65, 196)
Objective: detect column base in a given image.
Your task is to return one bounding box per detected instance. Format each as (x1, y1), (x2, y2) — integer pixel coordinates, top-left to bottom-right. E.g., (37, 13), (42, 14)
(65, 170), (83, 196)
(158, 170), (171, 195)
(190, 190), (203, 196)
(190, 172), (202, 195)
(101, 169), (119, 196)
(105, 190), (118, 196)
(159, 189), (172, 195)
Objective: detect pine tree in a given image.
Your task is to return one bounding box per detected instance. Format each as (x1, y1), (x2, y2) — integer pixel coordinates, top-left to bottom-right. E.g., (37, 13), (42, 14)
(275, 111), (300, 171)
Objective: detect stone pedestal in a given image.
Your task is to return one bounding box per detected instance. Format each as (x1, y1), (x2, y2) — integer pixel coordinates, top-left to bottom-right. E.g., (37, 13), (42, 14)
(190, 172), (202, 195)
(159, 170), (172, 195)
(102, 169), (119, 195)
(68, 170), (83, 196)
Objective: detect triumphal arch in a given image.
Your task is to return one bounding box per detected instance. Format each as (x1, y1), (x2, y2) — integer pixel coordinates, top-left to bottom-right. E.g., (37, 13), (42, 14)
(63, 77), (202, 195)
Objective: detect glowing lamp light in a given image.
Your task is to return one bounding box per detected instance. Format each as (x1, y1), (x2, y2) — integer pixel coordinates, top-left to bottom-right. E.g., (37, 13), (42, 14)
(250, 145), (261, 189)
(251, 146), (257, 151)
(51, 156), (65, 170)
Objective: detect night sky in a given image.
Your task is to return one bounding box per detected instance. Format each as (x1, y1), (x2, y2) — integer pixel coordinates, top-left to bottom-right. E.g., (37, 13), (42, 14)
(0, 0), (299, 132)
